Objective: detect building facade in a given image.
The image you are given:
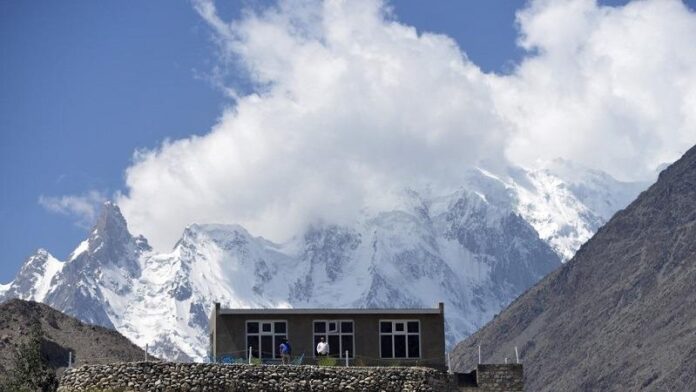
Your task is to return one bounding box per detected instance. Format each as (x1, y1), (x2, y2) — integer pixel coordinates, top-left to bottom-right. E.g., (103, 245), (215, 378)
(209, 302), (446, 368)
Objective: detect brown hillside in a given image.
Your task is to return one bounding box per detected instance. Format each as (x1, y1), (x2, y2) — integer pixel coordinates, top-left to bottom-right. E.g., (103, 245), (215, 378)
(0, 299), (147, 380)
(451, 144), (696, 391)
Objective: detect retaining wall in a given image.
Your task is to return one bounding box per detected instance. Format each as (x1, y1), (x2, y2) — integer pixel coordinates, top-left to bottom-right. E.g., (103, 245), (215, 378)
(459, 364), (524, 392)
(57, 362), (524, 391)
(57, 362), (451, 391)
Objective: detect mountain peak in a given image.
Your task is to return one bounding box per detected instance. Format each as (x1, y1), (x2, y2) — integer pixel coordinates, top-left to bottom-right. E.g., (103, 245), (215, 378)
(1, 249), (64, 302)
(21, 248), (55, 271)
(84, 202), (142, 267)
(89, 202), (130, 243)
(94, 201), (127, 232)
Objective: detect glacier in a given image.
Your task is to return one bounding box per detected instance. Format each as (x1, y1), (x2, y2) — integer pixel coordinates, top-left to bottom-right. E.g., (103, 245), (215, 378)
(0, 164), (646, 361)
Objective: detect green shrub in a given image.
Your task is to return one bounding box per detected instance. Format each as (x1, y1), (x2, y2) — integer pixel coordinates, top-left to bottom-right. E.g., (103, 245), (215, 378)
(317, 356), (338, 367)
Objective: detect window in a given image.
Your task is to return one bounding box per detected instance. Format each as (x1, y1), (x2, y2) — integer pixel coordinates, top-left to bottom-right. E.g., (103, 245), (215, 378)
(313, 320), (354, 358)
(246, 320), (287, 359)
(379, 320), (420, 359)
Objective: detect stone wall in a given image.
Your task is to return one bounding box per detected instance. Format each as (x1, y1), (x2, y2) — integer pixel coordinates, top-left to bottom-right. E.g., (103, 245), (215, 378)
(58, 362), (524, 391)
(461, 364), (524, 392)
(57, 362), (452, 391)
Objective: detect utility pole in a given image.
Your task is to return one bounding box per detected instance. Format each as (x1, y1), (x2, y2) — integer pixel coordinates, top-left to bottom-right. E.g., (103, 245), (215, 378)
(515, 346), (519, 364)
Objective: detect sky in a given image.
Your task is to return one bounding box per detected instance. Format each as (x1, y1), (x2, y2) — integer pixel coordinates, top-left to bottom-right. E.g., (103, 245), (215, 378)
(2, 0), (696, 282)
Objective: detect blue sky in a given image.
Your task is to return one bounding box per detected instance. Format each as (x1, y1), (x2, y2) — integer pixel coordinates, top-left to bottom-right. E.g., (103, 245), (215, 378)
(1, 0), (695, 282)
(1, 1), (221, 280)
(0, 0), (524, 281)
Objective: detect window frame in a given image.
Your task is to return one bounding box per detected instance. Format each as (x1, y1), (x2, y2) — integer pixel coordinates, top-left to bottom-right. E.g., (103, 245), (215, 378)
(378, 319), (422, 359)
(245, 319), (288, 359)
(312, 319), (355, 358)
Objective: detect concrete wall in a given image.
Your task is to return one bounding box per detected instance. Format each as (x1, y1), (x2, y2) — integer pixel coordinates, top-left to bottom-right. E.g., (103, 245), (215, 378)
(212, 308), (446, 369)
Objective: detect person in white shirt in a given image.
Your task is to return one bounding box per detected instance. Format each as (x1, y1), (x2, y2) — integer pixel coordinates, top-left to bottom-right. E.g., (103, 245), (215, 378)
(316, 337), (329, 357)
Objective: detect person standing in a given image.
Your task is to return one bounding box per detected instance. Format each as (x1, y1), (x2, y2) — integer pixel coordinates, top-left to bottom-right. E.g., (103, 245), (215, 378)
(279, 339), (292, 365)
(316, 336), (329, 357)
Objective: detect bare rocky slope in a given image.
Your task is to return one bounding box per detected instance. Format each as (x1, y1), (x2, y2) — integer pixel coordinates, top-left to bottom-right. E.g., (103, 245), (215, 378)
(0, 299), (147, 381)
(451, 144), (696, 391)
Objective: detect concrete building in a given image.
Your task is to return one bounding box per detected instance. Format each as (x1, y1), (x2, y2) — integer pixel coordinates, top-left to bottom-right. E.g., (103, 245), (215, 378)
(209, 302), (446, 368)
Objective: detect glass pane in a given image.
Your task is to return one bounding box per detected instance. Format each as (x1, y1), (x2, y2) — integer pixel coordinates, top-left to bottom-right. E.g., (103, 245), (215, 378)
(395, 322), (404, 332)
(341, 335), (354, 358)
(314, 322), (326, 333)
(247, 322), (259, 334)
(328, 335), (340, 357)
(328, 322), (338, 332)
(246, 335), (259, 358)
(340, 321), (353, 333)
(394, 335), (406, 358)
(274, 322), (287, 334)
(262, 323), (272, 332)
(407, 321), (419, 333)
(261, 335), (273, 358)
(380, 335), (393, 358)
(407, 335), (420, 358)
(380, 321), (392, 333)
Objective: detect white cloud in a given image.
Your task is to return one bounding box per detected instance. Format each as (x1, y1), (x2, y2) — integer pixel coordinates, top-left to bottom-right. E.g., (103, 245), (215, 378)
(500, 0), (696, 180)
(118, 0), (509, 249)
(39, 190), (107, 229)
(115, 0), (696, 250)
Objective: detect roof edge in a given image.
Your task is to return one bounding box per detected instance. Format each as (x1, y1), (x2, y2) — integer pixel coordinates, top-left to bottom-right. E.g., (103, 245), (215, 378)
(219, 307), (443, 315)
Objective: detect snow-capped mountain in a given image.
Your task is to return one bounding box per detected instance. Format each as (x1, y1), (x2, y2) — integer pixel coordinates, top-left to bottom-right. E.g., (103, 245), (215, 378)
(0, 248), (63, 302)
(0, 163), (647, 361)
(511, 159), (647, 259)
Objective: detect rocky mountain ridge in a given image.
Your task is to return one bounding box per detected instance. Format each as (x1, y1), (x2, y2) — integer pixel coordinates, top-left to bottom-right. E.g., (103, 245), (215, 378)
(451, 146), (696, 391)
(0, 163), (646, 361)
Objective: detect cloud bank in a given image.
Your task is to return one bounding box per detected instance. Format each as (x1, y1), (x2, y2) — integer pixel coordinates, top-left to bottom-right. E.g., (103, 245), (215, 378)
(502, 0), (696, 177)
(114, 0), (696, 250)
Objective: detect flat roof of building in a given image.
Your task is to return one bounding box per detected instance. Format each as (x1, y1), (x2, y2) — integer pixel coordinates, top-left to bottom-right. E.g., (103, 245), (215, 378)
(217, 303), (443, 315)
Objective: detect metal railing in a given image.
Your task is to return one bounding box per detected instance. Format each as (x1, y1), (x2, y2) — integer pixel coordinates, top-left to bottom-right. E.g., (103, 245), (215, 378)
(210, 347), (446, 369)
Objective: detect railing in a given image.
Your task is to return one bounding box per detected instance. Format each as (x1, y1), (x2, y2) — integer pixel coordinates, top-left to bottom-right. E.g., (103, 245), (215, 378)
(211, 348), (445, 369)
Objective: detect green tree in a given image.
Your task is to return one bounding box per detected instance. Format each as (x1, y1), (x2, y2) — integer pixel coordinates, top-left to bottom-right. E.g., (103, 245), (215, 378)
(0, 319), (58, 392)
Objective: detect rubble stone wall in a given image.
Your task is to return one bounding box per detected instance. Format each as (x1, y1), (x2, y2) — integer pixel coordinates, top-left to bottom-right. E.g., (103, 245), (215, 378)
(474, 364), (524, 392)
(57, 362), (452, 391)
(57, 361), (524, 391)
